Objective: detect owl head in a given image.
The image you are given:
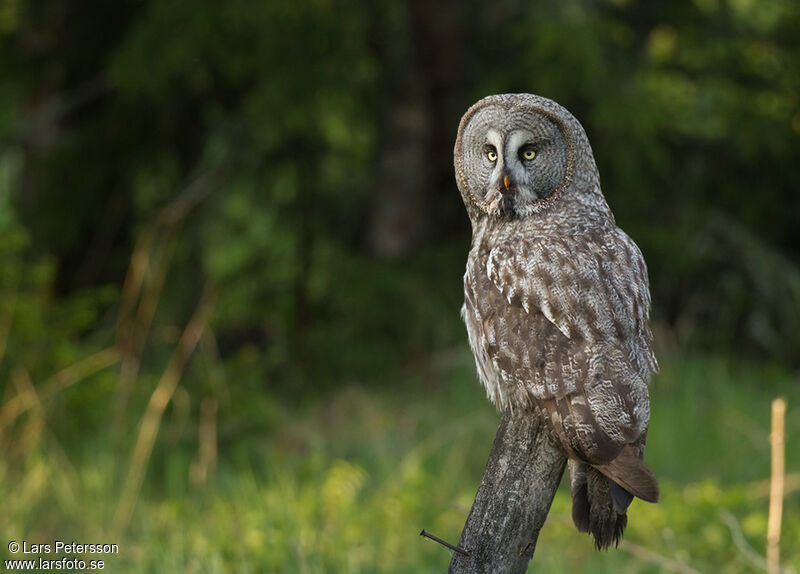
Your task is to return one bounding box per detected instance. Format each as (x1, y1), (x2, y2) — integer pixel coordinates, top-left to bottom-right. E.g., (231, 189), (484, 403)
(454, 93), (601, 221)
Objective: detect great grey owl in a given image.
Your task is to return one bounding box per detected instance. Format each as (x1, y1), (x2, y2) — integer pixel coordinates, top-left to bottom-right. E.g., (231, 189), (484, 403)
(455, 93), (659, 549)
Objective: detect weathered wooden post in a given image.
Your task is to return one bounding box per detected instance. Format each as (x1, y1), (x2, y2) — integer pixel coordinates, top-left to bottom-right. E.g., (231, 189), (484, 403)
(448, 412), (566, 573)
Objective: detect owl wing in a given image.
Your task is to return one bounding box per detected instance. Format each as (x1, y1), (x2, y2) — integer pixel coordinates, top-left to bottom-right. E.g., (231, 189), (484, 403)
(487, 229), (655, 360)
(484, 228), (657, 464)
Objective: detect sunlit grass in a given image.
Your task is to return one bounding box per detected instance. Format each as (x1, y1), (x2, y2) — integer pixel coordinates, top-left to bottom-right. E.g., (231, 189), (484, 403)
(1, 352), (798, 572)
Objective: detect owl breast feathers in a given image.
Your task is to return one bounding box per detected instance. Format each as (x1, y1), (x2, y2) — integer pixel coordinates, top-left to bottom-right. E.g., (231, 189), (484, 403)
(455, 93), (659, 549)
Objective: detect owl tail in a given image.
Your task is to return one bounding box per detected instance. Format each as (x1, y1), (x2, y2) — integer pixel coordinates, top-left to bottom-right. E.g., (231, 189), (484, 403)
(569, 449), (659, 550)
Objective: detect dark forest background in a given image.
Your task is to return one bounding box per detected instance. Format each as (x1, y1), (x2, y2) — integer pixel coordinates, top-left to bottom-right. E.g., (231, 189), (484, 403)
(1, 1), (798, 572)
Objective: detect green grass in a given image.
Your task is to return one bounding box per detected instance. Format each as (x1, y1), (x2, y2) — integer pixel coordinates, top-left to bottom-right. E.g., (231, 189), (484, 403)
(1, 352), (798, 573)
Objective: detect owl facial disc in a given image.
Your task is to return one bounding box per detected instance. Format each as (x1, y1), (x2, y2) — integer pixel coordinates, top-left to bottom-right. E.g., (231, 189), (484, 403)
(481, 128), (547, 217)
(455, 94), (588, 220)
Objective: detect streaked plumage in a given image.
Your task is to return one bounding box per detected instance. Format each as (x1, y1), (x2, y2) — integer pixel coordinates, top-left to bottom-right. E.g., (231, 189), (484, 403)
(455, 93), (658, 549)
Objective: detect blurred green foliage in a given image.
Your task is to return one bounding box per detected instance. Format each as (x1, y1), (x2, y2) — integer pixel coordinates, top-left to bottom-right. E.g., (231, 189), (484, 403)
(0, 0), (799, 571)
(1, 353), (798, 572)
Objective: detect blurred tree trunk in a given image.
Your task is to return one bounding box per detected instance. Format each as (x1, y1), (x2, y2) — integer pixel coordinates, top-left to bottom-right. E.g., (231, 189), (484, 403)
(366, 0), (463, 257)
(10, 1), (137, 293)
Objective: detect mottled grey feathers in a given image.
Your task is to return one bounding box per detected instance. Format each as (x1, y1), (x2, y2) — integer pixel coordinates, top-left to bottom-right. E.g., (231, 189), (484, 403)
(456, 93), (659, 550)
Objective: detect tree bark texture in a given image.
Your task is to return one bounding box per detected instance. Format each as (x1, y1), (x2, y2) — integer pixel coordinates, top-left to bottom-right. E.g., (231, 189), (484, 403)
(448, 412), (567, 573)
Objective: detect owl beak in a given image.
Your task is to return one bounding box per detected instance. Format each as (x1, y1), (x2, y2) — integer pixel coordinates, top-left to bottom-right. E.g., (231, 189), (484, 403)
(492, 171), (514, 216)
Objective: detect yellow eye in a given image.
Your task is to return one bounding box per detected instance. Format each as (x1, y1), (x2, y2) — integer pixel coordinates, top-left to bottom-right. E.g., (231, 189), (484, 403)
(487, 149), (497, 162)
(522, 148), (536, 160)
